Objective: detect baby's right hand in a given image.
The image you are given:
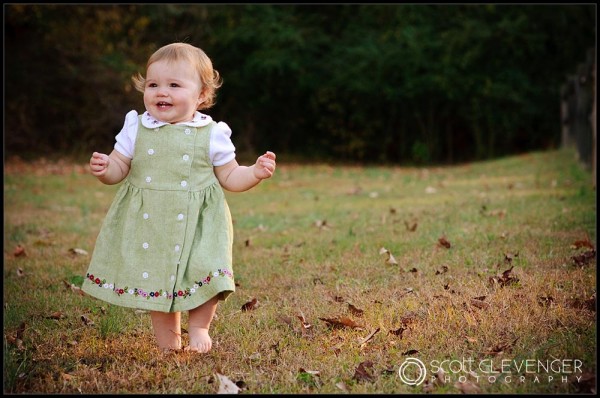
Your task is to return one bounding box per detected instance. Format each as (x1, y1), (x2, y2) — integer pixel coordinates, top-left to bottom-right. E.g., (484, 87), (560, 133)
(90, 152), (110, 177)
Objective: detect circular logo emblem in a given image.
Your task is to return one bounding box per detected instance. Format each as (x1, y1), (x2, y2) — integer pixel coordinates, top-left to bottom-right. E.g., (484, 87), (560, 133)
(398, 357), (427, 386)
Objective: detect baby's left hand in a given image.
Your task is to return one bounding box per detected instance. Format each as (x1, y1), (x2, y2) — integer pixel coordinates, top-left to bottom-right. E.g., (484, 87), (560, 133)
(254, 151), (277, 180)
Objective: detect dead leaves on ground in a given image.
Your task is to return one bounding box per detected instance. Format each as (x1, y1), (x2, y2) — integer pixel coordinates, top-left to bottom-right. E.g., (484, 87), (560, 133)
(216, 372), (245, 394)
(437, 236), (452, 249)
(489, 266), (520, 288)
(319, 316), (364, 330)
(241, 298), (259, 311)
(379, 247), (398, 265)
(569, 237), (596, 267)
(12, 244), (89, 259)
(13, 244), (27, 257)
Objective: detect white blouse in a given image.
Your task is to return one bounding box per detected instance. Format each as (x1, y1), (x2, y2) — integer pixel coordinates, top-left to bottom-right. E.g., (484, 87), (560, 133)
(114, 110), (236, 166)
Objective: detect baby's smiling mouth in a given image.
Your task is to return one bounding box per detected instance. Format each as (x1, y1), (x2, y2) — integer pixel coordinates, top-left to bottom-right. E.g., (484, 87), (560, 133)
(157, 102), (172, 108)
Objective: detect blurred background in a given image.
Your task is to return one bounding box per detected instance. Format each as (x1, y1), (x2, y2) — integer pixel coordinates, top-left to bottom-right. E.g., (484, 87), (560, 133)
(4, 4), (596, 167)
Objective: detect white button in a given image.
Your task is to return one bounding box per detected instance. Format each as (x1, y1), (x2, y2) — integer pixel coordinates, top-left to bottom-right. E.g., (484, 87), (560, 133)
(143, 213), (149, 219)
(142, 242), (149, 249)
(170, 275), (175, 281)
(184, 128), (191, 135)
(181, 180), (187, 187)
(142, 272), (149, 279)
(183, 154), (190, 161)
(148, 149), (154, 155)
(177, 213), (184, 220)
(175, 245), (180, 252)
(145, 176), (152, 183)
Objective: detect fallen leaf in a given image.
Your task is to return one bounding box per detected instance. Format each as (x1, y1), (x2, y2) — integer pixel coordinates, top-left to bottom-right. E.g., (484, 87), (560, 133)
(358, 327), (380, 346)
(69, 248), (89, 256)
(16, 268), (25, 277)
(319, 316), (364, 330)
(402, 349), (419, 356)
(571, 249), (596, 267)
(438, 236), (451, 249)
(537, 296), (555, 307)
(80, 315), (94, 326)
(435, 265), (448, 275)
(353, 361), (375, 383)
(330, 294), (345, 303)
(379, 247), (398, 265)
(70, 284), (85, 296)
(404, 221), (418, 232)
(297, 312), (313, 331)
(389, 327), (406, 338)
(503, 251), (519, 264)
(315, 219), (330, 230)
(216, 373), (241, 394)
(348, 303), (364, 317)
(46, 311), (64, 320)
(298, 368), (320, 376)
(335, 381), (350, 392)
(571, 239), (595, 250)
(422, 379), (435, 393)
(400, 311), (420, 327)
(489, 266), (520, 288)
(470, 297), (490, 310)
(566, 294), (596, 312)
(297, 368), (321, 388)
(241, 298), (258, 311)
(14, 245), (26, 257)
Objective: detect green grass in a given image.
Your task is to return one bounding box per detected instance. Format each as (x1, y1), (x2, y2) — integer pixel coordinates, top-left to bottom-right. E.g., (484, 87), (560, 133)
(3, 149), (596, 394)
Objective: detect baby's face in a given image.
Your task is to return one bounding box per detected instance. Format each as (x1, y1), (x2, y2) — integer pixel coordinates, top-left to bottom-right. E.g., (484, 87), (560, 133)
(143, 59), (204, 124)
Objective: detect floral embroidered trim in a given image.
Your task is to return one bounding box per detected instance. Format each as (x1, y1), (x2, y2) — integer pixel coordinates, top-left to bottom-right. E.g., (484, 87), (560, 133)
(85, 269), (234, 300)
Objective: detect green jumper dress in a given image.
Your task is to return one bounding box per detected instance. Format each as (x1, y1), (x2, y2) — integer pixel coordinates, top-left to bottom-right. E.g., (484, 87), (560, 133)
(82, 117), (235, 312)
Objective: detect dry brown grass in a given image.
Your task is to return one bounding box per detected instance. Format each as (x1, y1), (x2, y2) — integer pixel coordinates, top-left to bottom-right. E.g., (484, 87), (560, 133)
(4, 149), (596, 394)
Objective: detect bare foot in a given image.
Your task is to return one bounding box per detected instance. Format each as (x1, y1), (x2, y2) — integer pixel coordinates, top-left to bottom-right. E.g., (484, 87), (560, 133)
(185, 327), (212, 353)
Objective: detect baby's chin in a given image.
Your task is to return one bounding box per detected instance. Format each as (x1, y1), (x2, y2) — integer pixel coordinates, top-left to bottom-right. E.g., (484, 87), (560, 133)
(147, 110), (194, 125)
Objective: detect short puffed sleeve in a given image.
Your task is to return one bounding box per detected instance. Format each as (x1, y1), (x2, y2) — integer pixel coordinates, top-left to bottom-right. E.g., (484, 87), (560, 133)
(114, 110), (140, 159)
(209, 122), (236, 166)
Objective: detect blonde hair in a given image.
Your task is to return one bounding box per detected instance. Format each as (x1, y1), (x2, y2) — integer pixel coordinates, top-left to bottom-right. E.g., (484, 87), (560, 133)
(131, 43), (222, 110)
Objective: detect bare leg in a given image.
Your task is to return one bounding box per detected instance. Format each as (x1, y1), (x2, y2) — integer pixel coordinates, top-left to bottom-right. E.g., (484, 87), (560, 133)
(186, 295), (219, 353)
(150, 311), (182, 350)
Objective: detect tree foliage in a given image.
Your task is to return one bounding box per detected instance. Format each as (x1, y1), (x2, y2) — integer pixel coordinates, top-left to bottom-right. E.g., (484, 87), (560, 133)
(4, 4), (595, 164)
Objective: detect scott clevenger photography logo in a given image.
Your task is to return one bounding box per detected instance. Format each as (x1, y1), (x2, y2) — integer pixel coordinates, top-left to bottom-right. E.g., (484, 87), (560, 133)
(398, 357), (427, 386)
(397, 357), (586, 387)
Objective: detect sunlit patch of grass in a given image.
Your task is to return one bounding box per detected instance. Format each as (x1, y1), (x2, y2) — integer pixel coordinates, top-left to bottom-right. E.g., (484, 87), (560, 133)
(3, 149), (596, 394)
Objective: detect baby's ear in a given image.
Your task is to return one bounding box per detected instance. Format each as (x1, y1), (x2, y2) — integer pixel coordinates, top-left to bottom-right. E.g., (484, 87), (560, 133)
(197, 90), (207, 104)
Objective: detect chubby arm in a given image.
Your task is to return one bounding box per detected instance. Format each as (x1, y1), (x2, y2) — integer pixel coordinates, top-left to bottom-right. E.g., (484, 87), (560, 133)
(89, 150), (132, 185)
(214, 151), (276, 192)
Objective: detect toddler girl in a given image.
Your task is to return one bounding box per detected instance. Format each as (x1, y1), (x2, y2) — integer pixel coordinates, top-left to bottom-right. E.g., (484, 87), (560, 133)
(82, 42), (276, 353)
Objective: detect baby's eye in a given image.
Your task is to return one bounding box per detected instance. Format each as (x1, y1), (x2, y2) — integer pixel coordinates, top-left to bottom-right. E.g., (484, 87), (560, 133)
(147, 83), (157, 88)
(170, 83), (180, 88)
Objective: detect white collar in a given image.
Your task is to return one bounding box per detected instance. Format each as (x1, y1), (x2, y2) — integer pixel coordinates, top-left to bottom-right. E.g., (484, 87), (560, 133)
(141, 111), (213, 128)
